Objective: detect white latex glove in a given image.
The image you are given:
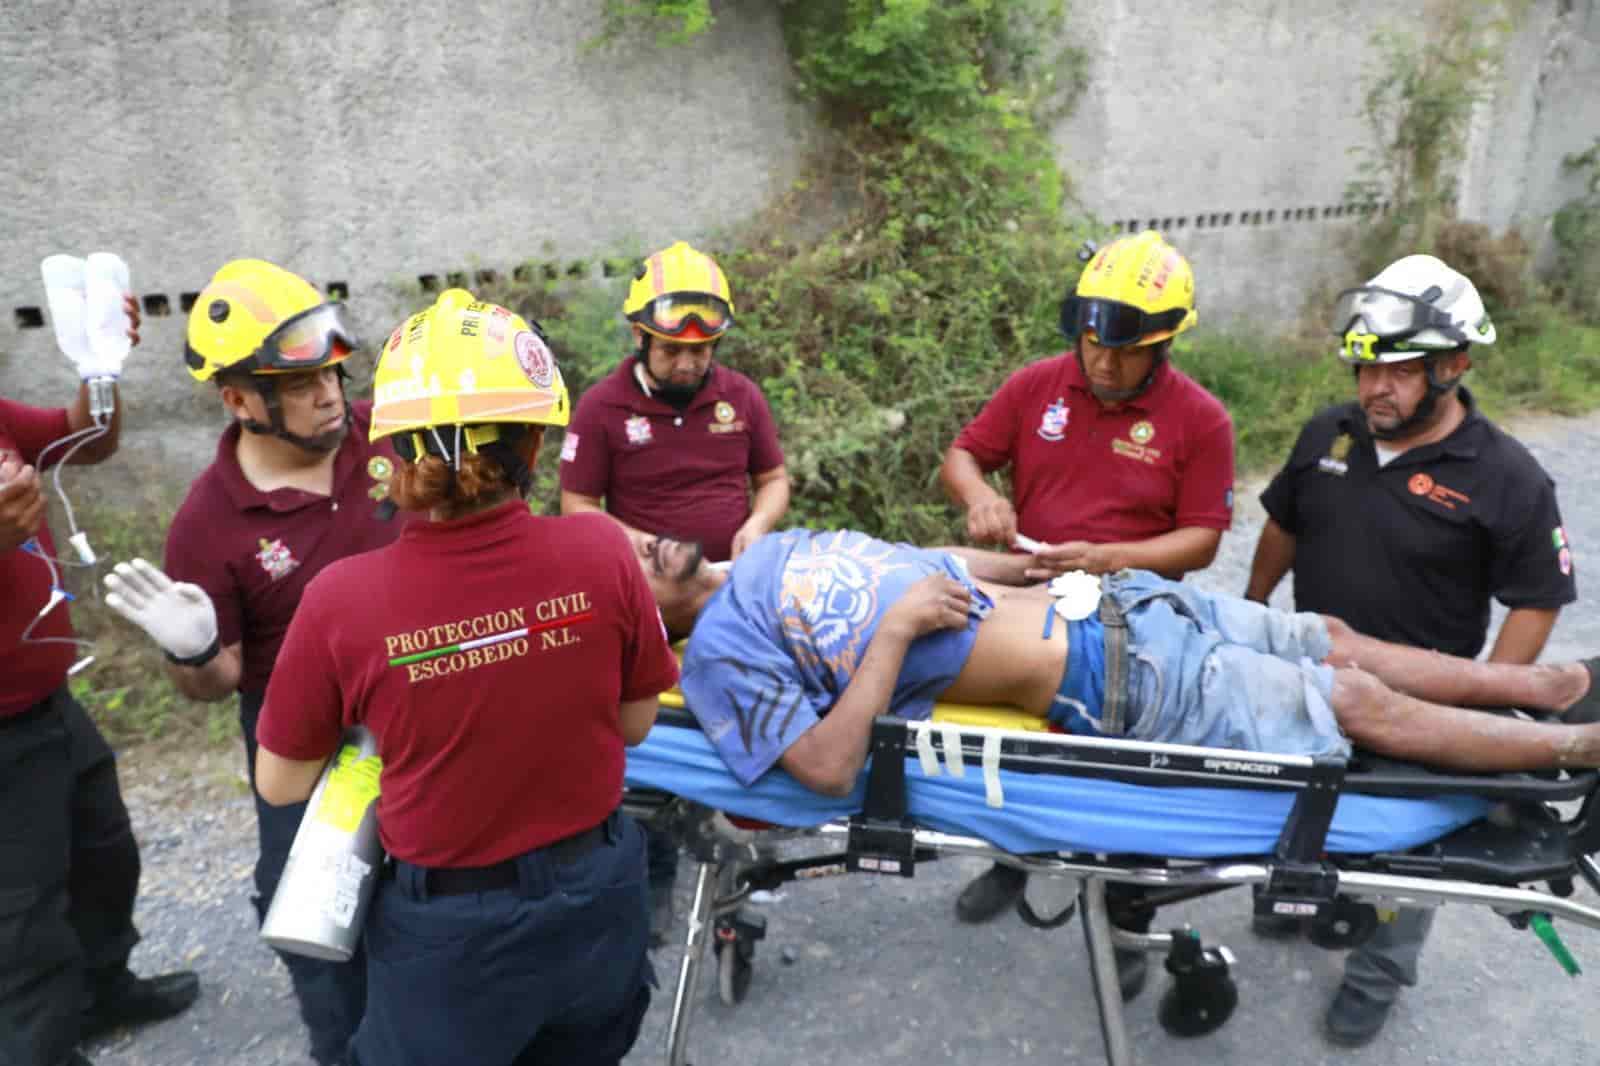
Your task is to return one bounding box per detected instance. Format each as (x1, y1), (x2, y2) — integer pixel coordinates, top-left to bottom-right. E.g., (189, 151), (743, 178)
(104, 558), (219, 660)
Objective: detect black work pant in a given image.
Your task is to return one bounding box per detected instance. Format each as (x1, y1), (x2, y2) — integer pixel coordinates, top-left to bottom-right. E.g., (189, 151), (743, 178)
(0, 688), (141, 1066)
(240, 691), (367, 1066)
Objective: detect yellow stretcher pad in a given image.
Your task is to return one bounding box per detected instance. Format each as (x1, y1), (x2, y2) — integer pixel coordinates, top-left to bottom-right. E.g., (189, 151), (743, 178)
(657, 687), (1053, 734)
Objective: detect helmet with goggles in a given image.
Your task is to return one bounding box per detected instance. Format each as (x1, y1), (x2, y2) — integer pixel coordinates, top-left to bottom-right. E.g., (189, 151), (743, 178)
(1060, 230), (1197, 348)
(623, 241), (735, 343)
(1332, 254), (1496, 364)
(370, 288), (569, 466)
(185, 259), (358, 382)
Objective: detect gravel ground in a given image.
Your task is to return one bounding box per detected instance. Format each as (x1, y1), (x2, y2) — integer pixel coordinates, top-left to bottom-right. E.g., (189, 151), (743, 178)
(90, 411), (1600, 1066)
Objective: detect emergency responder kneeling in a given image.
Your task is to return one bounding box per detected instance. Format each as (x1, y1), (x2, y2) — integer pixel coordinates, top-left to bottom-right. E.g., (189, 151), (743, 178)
(252, 289), (681, 1066)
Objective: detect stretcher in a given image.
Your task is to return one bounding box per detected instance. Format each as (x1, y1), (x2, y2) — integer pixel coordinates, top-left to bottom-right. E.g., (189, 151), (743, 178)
(622, 698), (1600, 1066)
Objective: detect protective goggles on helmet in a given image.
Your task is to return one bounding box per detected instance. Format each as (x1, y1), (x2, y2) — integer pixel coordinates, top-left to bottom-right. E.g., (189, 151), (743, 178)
(243, 302), (360, 374)
(1059, 295), (1186, 349)
(1329, 286), (1465, 360)
(630, 293), (733, 340)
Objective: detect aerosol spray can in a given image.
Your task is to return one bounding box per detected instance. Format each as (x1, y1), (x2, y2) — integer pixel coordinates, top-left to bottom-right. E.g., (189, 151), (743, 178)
(260, 727), (384, 962)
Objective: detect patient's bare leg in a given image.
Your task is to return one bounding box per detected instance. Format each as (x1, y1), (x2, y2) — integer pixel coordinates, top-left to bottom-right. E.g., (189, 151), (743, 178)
(1319, 616), (1590, 713)
(1329, 667), (1600, 771)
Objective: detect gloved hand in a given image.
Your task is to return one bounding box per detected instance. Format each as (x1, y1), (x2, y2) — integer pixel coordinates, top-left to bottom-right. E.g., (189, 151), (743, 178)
(104, 558), (220, 663)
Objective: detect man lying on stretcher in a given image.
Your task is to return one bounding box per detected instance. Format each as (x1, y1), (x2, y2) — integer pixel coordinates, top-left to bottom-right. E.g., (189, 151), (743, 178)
(638, 529), (1600, 797)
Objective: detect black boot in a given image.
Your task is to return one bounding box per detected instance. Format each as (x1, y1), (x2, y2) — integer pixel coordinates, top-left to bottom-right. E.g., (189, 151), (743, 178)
(955, 863), (1027, 924)
(80, 968), (200, 1041)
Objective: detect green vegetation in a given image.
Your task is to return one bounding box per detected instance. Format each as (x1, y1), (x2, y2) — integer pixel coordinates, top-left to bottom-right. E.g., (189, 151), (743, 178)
(1343, 0), (1511, 268)
(1551, 138), (1600, 324)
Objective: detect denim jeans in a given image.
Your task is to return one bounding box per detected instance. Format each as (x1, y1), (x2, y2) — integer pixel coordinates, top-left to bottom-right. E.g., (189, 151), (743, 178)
(1101, 571), (1349, 757)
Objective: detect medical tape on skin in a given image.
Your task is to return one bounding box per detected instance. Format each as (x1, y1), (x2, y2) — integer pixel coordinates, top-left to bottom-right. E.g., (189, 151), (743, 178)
(915, 725), (941, 778)
(982, 733), (1004, 808)
(939, 724), (966, 778)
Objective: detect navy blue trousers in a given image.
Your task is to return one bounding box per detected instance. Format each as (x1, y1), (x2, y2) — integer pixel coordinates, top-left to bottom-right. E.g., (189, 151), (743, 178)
(351, 811), (654, 1066)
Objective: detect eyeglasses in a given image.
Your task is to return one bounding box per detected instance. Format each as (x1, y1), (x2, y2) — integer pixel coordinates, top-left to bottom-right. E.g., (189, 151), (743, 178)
(1059, 296), (1186, 348)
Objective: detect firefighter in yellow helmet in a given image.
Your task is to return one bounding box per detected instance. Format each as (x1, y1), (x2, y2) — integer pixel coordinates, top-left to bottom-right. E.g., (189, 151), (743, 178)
(105, 258), (398, 1064)
(254, 289), (678, 1066)
(561, 240), (789, 562)
(560, 240), (791, 945)
(938, 230), (1235, 946)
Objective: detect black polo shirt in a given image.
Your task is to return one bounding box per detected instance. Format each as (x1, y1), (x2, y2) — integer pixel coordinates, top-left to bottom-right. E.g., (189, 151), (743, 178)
(1260, 388), (1576, 658)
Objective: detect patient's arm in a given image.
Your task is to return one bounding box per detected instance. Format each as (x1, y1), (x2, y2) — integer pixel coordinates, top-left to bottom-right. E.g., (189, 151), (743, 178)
(780, 575), (972, 796)
(938, 546), (1034, 586)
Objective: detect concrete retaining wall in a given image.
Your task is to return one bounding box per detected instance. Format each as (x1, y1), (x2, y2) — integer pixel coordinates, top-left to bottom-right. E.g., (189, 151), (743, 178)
(2, 0), (1595, 483)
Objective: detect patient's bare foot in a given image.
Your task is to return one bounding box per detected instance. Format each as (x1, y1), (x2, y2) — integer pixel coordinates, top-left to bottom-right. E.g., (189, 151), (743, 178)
(1552, 722), (1600, 768)
(1555, 659), (1600, 724)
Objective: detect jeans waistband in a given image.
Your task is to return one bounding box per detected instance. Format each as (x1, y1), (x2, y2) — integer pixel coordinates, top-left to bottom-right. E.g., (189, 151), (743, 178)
(387, 812), (616, 899)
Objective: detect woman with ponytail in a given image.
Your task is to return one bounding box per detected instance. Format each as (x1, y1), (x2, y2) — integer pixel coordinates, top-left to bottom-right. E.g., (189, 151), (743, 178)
(253, 289), (679, 1066)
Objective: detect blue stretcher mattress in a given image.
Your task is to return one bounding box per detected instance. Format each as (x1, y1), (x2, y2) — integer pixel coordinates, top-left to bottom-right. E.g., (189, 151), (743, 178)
(624, 723), (1493, 859)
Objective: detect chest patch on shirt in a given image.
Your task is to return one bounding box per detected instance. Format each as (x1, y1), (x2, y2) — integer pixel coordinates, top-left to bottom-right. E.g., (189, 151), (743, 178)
(1318, 433), (1352, 476)
(560, 431), (579, 463)
(255, 538), (300, 582)
(1037, 397), (1069, 442)
(624, 415), (653, 446)
(1408, 472), (1471, 510)
(366, 455), (395, 501)
(708, 400), (746, 434)
(1111, 421), (1164, 465)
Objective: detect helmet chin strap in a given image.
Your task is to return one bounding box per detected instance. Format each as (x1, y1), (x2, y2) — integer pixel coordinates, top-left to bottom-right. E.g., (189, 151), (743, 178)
(1363, 355), (1461, 441)
(637, 341), (714, 409)
(1076, 341), (1167, 404)
(237, 371), (351, 454)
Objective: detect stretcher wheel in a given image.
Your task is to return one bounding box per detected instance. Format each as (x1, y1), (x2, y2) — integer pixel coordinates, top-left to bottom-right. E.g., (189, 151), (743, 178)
(717, 940), (753, 1006)
(1307, 901), (1379, 950)
(1158, 971), (1238, 1037)
(1157, 929), (1237, 1037)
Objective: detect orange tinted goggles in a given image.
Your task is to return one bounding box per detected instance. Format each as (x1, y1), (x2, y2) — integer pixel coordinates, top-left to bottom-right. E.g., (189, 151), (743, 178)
(634, 294), (733, 339)
(249, 303), (360, 372)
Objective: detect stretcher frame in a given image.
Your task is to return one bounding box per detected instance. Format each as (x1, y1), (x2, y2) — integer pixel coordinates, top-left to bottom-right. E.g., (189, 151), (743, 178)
(623, 708), (1600, 1066)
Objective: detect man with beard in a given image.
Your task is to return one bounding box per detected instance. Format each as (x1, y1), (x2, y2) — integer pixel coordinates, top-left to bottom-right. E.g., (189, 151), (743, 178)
(937, 231), (1235, 981)
(560, 241), (788, 564)
(1245, 253), (1577, 1046)
(104, 259), (402, 1066)
(637, 527), (1600, 790)
(561, 240), (790, 943)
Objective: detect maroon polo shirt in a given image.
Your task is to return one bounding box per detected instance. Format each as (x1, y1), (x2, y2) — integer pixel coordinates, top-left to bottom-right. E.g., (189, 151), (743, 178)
(559, 357), (784, 562)
(0, 398), (76, 716)
(953, 353), (1235, 544)
(164, 401), (405, 695)
(259, 506), (679, 867)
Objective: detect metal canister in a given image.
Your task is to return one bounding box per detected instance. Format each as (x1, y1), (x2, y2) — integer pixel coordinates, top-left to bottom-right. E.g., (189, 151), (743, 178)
(260, 726), (384, 962)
